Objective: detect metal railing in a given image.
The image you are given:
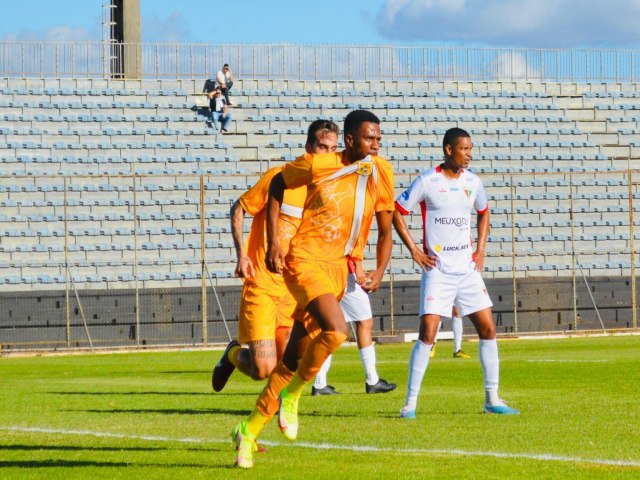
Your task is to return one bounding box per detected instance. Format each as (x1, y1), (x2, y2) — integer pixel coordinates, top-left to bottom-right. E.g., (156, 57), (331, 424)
(1, 41), (640, 82)
(0, 170), (638, 352)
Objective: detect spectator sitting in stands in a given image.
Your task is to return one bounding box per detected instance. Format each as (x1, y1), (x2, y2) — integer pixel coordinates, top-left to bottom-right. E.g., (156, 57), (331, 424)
(203, 77), (216, 96)
(207, 87), (232, 133)
(216, 63), (234, 105)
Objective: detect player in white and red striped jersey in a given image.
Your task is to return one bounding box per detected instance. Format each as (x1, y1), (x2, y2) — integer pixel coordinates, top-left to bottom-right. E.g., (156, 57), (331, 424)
(393, 127), (519, 418)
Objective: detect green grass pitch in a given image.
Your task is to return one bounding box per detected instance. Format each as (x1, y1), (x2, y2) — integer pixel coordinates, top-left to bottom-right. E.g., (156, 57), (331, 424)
(1, 335), (639, 479)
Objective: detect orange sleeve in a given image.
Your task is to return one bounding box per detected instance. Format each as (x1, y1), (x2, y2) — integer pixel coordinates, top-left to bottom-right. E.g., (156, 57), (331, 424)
(238, 167), (279, 216)
(375, 158), (396, 212)
(281, 153), (314, 189)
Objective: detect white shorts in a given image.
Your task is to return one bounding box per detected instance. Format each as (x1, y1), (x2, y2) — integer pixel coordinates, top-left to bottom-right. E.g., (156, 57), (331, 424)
(419, 268), (493, 318)
(340, 273), (372, 323)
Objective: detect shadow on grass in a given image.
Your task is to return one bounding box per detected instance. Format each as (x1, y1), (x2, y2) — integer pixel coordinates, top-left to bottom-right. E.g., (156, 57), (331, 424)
(0, 444), (225, 453)
(0, 444), (169, 452)
(0, 459), (207, 468)
(46, 390), (260, 397)
(62, 407), (252, 416)
(62, 406), (363, 418)
(301, 410), (360, 419)
(157, 371), (212, 375)
(48, 391), (211, 397)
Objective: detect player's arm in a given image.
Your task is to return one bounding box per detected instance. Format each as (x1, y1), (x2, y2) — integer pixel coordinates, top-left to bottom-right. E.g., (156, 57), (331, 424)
(392, 209), (435, 271)
(351, 258), (367, 284)
(230, 200), (255, 279)
(266, 172), (286, 274)
(474, 208), (490, 272)
(362, 209), (393, 293)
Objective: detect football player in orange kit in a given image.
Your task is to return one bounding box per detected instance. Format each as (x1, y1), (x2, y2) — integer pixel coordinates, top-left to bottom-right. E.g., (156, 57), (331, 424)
(231, 110), (395, 468)
(212, 120), (340, 391)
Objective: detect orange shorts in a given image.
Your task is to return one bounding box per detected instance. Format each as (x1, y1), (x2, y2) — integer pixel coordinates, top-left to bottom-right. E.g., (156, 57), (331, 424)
(238, 281), (296, 344)
(284, 259), (347, 338)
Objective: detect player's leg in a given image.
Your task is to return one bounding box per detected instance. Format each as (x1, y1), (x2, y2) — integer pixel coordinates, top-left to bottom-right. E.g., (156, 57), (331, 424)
(273, 294), (295, 363)
(355, 319), (378, 385)
(401, 269), (455, 418)
(311, 285), (341, 396)
(240, 339), (279, 380)
(276, 261), (349, 439)
(255, 321), (310, 424)
(236, 287), (294, 379)
(213, 284), (279, 390)
(459, 271), (518, 415)
(312, 353), (339, 395)
(353, 319), (396, 393)
(401, 313), (440, 418)
(233, 321), (311, 467)
(341, 275), (395, 393)
(279, 293), (348, 435)
(292, 293), (349, 388)
(451, 305), (470, 358)
(430, 319), (443, 358)
(275, 324), (291, 361)
(228, 321), (291, 383)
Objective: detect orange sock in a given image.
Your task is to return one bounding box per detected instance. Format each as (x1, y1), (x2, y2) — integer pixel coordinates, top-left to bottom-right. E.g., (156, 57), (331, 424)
(287, 330), (348, 398)
(255, 361), (295, 418)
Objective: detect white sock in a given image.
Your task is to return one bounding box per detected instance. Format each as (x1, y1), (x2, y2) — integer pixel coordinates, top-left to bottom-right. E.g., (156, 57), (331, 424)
(404, 340), (432, 410)
(313, 354), (332, 389)
(360, 345), (379, 386)
(479, 339), (500, 405)
(452, 316), (463, 352)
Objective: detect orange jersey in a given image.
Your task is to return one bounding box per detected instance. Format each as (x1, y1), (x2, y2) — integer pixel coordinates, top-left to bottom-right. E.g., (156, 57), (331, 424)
(239, 166), (307, 287)
(281, 152), (395, 265)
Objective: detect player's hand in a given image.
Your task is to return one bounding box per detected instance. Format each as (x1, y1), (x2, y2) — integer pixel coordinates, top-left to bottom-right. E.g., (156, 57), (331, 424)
(353, 261), (367, 285)
(266, 243), (285, 274)
(235, 255), (255, 279)
(412, 249), (436, 271)
(361, 269), (383, 293)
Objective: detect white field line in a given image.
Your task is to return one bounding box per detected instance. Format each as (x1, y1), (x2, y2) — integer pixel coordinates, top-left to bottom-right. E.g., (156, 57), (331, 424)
(2, 425), (639, 468)
(376, 359), (611, 366)
(525, 359), (609, 363)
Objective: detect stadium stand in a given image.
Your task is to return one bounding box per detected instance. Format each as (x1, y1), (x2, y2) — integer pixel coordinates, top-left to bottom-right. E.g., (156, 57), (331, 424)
(2, 77), (639, 279)
(1, 76), (639, 348)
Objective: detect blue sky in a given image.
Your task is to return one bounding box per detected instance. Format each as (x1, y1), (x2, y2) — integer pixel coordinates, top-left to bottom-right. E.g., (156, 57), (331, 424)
(1, 0), (640, 48)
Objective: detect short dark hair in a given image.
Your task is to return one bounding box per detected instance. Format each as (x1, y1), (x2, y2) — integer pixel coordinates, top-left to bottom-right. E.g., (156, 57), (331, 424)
(306, 119), (339, 146)
(442, 127), (471, 153)
(344, 110), (380, 137)
(223, 63), (230, 68)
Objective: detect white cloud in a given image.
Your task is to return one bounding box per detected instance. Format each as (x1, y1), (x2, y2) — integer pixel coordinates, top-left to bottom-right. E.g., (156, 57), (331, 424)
(493, 52), (540, 80)
(1, 25), (97, 42)
(142, 11), (188, 43)
(376, 0), (640, 47)
(45, 26), (96, 42)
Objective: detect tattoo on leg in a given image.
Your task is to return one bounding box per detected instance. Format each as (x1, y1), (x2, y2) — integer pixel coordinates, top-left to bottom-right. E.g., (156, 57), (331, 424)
(251, 339), (277, 359)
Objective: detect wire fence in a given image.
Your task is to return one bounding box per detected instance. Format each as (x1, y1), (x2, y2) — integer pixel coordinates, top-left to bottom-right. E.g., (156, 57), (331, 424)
(1, 41), (640, 82)
(0, 169), (638, 352)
